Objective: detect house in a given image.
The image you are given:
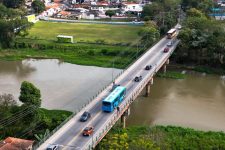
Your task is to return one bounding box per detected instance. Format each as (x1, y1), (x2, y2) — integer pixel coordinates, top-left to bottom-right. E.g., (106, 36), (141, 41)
(90, 2), (119, 13)
(121, 2), (143, 12)
(0, 137), (34, 150)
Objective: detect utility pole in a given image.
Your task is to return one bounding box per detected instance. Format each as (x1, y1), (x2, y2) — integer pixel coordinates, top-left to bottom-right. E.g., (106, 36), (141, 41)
(112, 60), (114, 82)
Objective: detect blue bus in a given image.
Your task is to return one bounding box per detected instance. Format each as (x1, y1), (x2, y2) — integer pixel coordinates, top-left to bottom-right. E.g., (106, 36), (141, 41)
(102, 86), (126, 112)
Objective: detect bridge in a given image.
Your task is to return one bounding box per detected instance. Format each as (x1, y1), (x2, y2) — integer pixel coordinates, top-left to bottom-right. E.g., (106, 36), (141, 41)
(36, 26), (180, 150)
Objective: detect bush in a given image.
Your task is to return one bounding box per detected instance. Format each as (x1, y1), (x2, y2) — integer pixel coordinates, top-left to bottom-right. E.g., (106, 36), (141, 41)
(87, 50), (95, 56)
(144, 16), (151, 21)
(101, 49), (108, 55)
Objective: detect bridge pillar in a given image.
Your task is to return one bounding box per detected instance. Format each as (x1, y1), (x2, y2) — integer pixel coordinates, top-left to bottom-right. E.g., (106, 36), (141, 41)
(166, 59), (170, 65)
(162, 59), (169, 73)
(121, 115), (126, 128)
(121, 108), (130, 128)
(145, 81), (151, 97)
(163, 64), (167, 73)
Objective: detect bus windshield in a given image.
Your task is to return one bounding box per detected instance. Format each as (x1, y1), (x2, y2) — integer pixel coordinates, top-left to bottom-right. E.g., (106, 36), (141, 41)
(103, 101), (111, 106)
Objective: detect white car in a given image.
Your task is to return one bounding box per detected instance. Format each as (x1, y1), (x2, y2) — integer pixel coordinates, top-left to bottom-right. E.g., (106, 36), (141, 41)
(177, 25), (182, 30)
(167, 41), (173, 47)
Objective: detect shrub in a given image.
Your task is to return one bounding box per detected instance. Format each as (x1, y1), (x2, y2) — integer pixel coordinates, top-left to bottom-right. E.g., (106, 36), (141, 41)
(87, 50), (95, 56)
(101, 49), (108, 55)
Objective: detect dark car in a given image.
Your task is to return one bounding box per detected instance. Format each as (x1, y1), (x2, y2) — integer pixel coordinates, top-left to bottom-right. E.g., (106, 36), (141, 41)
(145, 65), (152, 70)
(80, 111), (91, 122)
(46, 145), (59, 150)
(83, 126), (94, 136)
(163, 47), (170, 53)
(134, 76), (142, 82)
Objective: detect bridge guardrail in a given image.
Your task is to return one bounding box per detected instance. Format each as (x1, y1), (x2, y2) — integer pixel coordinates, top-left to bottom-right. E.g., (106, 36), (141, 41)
(83, 39), (180, 150)
(34, 26), (180, 149)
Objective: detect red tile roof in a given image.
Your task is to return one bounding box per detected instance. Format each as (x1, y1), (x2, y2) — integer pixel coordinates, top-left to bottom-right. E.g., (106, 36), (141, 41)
(0, 137), (34, 150)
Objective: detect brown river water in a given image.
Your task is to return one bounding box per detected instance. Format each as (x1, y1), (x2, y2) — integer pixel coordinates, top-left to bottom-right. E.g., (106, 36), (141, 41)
(0, 59), (121, 112)
(0, 59), (225, 132)
(127, 73), (225, 132)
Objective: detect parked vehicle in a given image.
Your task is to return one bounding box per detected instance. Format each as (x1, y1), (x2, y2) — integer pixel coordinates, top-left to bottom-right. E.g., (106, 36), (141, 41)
(46, 144), (59, 150)
(134, 76), (142, 82)
(163, 47), (170, 53)
(83, 126), (94, 136)
(102, 86), (126, 112)
(80, 111), (91, 122)
(145, 65), (152, 70)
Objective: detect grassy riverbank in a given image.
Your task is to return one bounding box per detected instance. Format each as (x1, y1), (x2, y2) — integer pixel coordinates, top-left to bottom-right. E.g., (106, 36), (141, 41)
(0, 46), (139, 68)
(157, 71), (186, 79)
(0, 21), (145, 68)
(97, 125), (225, 150)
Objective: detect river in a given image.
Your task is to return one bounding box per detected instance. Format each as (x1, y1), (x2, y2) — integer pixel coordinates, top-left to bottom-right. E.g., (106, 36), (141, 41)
(1, 59), (225, 132)
(127, 72), (225, 132)
(0, 59), (121, 112)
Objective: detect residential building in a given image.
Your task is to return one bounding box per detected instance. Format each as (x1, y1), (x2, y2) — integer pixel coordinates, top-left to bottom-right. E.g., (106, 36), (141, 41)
(0, 137), (34, 150)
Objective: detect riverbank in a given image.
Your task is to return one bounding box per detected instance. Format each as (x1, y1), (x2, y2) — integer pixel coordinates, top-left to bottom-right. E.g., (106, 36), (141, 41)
(0, 47), (137, 69)
(168, 63), (225, 75)
(97, 125), (225, 149)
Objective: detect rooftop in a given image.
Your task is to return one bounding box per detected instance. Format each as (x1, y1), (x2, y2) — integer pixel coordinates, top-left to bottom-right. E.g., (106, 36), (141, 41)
(0, 137), (34, 150)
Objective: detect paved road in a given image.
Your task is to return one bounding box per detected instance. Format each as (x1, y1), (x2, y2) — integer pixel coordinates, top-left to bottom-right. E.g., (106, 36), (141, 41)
(37, 26), (180, 150)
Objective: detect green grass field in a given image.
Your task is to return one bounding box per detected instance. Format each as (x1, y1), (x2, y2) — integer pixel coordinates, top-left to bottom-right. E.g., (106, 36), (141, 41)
(0, 21), (145, 68)
(27, 21), (142, 43)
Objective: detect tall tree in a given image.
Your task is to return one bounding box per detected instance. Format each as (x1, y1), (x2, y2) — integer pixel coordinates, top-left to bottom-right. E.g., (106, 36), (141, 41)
(32, 0), (45, 13)
(19, 81), (41, 107)
(0, 4), (32, 48)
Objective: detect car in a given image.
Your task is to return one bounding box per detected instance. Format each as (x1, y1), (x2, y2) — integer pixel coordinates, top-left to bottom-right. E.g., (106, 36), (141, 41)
(83, 126), (94, 136)
(177, 25), (182, 30)
(134, 76), (142, 82)
(145, 65), (152, 70)
(167, 41), (173, 47)
(46, 144), (59, 150)
(163, 47), (170, 53)
(80, 111), (91, 122)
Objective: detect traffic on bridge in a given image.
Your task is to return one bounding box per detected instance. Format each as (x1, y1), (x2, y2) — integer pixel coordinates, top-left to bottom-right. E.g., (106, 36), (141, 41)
(37, 25), (181, 150)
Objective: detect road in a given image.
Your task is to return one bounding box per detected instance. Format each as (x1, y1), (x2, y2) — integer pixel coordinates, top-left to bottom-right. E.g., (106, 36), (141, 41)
(37, 26), (180, 150)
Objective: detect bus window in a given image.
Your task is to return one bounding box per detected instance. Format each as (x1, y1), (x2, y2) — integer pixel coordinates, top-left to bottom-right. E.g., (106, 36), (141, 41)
(103, 101), (111, 106)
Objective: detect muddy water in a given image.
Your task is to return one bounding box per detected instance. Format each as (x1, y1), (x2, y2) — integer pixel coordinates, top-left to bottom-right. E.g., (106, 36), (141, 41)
(127, 73), (225, 132)
(0, 59), (121, 112)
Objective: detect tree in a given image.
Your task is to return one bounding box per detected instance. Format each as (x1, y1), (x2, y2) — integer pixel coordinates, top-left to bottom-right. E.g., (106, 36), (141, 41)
(0, 4), (32, 48)
(105, 10), (116, 19)
(32, 0), (45, 13)
(19, 81), (41, 107)
(187, 8), (205, 18)
(2, 0), (25, 8)
(98, 133), (129, 149)
(130, 136), (160, 150)
(0, 93), (17, 119)
(139, 22), (160, 45)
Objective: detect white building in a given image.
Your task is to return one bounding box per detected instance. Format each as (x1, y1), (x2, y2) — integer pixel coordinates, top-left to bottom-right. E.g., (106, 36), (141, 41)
(121, 3), (143, 12)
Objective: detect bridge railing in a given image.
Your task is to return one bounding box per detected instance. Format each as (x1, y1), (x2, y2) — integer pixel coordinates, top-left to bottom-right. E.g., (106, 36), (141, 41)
(34, 28), (179, 149)
(82, 40), (180, 150)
